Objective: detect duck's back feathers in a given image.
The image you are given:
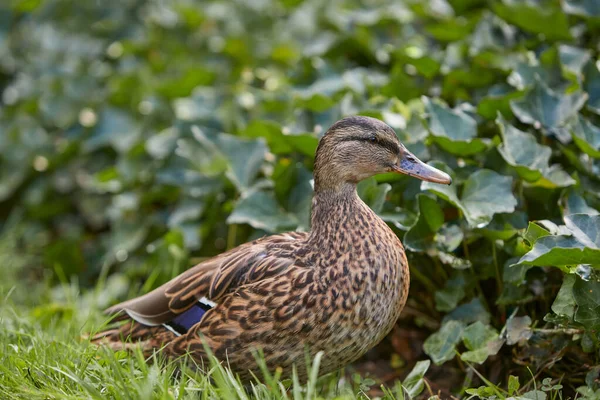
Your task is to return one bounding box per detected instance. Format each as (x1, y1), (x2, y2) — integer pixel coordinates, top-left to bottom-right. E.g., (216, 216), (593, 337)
(94, 231), (309, 342)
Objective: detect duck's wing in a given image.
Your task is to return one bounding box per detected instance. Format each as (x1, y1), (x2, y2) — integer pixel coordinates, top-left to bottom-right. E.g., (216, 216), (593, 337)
(104, 231), (308, 326)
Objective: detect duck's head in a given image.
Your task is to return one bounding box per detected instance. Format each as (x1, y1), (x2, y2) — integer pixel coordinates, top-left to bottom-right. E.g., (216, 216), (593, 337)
(314, 116), (451, 191)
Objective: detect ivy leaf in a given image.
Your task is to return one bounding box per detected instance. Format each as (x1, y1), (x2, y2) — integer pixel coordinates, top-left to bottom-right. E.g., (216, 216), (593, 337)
(551, 274), (577, 319)
(213, 133), (268, 192)
(508, 61), (566, 91)
(561, 190), (599, 216)
(402, 360), (430, 399)
(506, 315), (532, 345)
(146, 127), (180, 160)
(460, 321), (502, 364)
(510, 78), (587, 133)
(477, 84), (522, 120)
(493, 1), (571, 41)
(243, 120), (319, 156)
(523, 221), (552, 247)
(571, 115), (600, 158)
(469, 13), (516, 55)
(518, 214), (600, 268)
(443, 298), (491, 325)
(532, 165), (576, 189)
(172, 88), (222, 122)
(480, 212), (527, 241)
(558, 45), (591, 79)
(227, 190), (297, 232)
(84, 108), (141, 153)
(496, 116), (576, 187)
(573, 277), (600, 330)
(178, 129), (229, 176)
(422, 97), (488, 156)
(585, 63), (600, 115)
(496, 115), (551, 182)
(435, 282), (467, 312)
(565, 213), (600, 249)
(563, 0), (600, 18)
(508, 375), (521, 395)
(423, 166), (517, 228)
(357, 178), (391, 214)
(518, 236), (600, 267)
(423, 320), (465, 365)
(404, 194), (444, 252)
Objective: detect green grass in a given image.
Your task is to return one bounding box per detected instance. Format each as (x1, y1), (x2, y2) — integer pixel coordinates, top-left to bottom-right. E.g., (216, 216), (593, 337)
(0, 280), (356, 399)
(0, 231), (411, 400)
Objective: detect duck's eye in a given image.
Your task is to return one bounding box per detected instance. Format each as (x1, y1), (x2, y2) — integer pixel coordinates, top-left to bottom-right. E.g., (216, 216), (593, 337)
(369, 136), (377, 143)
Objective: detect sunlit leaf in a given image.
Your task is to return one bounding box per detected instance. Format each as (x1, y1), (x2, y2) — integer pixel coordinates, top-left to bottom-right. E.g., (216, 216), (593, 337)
(402, 360), (430, 398)
(518, 214), (600, 267)
(496, 115), (551, 182)
(563, 0), (600, 17)
(558, 45), (591, 78)
(422, 97), (488, 156)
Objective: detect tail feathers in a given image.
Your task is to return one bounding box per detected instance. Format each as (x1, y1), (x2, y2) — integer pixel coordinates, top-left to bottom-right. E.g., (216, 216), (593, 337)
(90, 319), (177, 355)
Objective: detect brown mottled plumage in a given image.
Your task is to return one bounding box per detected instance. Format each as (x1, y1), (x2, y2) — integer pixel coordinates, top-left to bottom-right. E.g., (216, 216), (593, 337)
(92, 116), (451, 381)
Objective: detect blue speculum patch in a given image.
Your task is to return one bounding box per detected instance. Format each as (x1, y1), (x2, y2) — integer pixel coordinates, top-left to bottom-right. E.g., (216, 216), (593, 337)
(163, 299), (214, 336)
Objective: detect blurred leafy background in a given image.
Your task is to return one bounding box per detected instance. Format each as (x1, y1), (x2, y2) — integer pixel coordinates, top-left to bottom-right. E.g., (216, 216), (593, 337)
(1, 0), (600, 398)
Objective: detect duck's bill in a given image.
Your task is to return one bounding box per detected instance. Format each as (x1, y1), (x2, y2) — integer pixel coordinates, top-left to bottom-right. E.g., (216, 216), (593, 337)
(391, 150), (452, 185)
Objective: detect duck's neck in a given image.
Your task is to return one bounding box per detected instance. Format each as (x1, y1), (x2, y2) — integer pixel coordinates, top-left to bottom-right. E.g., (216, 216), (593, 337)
(308, 182), (366, 244)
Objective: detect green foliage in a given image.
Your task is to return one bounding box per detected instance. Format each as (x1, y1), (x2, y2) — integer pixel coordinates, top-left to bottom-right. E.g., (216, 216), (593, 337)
(1, 0), (600, 397)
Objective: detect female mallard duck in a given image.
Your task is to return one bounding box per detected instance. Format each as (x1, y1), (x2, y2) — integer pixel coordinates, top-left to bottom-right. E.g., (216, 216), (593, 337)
(93, 116), (451, 380)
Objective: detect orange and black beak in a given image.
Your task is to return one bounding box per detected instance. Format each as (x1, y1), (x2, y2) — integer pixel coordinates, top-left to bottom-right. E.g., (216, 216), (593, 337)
(391, 148), (452, 185)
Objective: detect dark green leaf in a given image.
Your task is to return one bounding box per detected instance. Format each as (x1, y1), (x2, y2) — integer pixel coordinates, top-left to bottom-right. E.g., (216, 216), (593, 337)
(423, 167), (517, 228)
(423, 320), (465, 365)
(357, 178), (391, 214)
(213, 133), (268, 192)
(443, 298), (491, 325)
(551, 274), (577, 318)
(510, 78), (587, 132)
(227, 190), (297, 232)
(573, 277), (600, 329)
(404, 194), (444, 252)
(494, 1), (571, 41)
